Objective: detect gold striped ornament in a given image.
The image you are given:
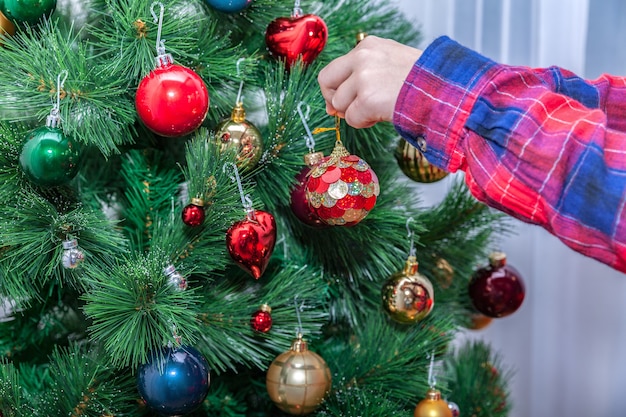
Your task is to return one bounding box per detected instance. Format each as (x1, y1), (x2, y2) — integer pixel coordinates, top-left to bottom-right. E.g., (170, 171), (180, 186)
(395, 138), (448, 183)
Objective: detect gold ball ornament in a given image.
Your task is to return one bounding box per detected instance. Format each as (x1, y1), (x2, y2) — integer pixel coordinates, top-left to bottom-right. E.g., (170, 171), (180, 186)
(0, 10), (16, 43)
(266, 333), (332, 415)
(395, 137), (448, 183)
(382, 255), (434, 324)
(414, 387), (453, 417)
(468, 312), (493, 330)
(216, 102), (263, 171)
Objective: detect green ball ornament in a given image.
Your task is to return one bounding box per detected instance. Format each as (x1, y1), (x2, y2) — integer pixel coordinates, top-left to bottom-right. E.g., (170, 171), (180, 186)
(19, 126), (81, 187)
(0, 0), (56, 24)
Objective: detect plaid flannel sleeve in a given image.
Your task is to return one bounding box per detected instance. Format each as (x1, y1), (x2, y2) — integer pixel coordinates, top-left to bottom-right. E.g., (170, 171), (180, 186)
(394, 36), (626, 272)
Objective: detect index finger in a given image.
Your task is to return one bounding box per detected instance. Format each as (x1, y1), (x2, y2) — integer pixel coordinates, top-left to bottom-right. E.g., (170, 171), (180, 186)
(318, 53), (355, 100)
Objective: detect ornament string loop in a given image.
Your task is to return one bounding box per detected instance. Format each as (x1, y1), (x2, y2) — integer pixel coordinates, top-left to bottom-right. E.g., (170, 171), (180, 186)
(47, 70), (68, 128)
(293, 295), (304, 336)
(427, 351), (437, 388)
(222, 162), (254, 219)
(235, 58), (246, 105)
(292, 0), (302, 17)
(150, 1), (165, 55)
(406, 217), (416, 257)
(312, 115), (342, 145)
(297, 101), (316, 152)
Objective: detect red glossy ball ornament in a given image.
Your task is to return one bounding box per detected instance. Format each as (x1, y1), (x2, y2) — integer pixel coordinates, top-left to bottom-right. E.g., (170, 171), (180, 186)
(250, 304), (272, 333)
(182, 198), (206, 227)
(265, 12), (327, 68)
(468, 252), (525, 318)
(136, 56), (209, 137)
(290, 151), (327, 228)
(305, 142), (379, 226)
(226, 210), (276, 279)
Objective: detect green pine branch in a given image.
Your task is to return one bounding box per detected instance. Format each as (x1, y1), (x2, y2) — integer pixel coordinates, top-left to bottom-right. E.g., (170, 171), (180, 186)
(82, 251), (202, 369)
(0, 19), (136, 156)
(445, 340), (514, 417)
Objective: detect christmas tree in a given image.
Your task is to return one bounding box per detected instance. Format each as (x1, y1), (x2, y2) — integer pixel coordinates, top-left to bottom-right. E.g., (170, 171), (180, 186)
(0, 0), (514, 415)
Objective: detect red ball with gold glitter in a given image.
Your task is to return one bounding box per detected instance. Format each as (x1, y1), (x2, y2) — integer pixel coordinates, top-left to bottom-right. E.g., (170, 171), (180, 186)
(250, 304), (272, 333)
(305, 142), (379, 226)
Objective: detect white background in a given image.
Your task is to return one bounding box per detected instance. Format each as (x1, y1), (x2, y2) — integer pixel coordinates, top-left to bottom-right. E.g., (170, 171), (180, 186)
(396, 1), (626, 416)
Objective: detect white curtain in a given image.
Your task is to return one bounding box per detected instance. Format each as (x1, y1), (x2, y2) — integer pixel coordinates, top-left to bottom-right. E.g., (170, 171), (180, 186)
(396, 1), (626, 416)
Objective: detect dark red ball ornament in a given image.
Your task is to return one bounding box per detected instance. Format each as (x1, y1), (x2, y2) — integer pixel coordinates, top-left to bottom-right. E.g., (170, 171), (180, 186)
(136, 55), (209, 137)
(226, 210), (276, 279)
(182, 198), (206, 227)
(468, 252), (525, 318)
(290, 151), (327, 228)
(251, 304), (273, 333)
(265, 8), (327, 68)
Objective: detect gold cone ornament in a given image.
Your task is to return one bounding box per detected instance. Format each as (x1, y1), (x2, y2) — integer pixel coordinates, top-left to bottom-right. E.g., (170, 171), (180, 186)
(395, 137), (448, 183)
(216, 102), (263, 171)
(414, 387), (453, 417)
(382, 255), (434, 324)
(266, 333), (332, 415)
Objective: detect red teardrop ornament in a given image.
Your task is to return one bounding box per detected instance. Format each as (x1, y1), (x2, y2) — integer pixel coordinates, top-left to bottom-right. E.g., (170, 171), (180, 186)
(265, 14), (328, 68)
(226, 210), (277, 279)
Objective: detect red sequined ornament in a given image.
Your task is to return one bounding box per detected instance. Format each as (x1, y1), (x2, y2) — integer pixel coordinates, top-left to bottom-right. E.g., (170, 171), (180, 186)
(182, 198), (206, 227)
(468, 251), (525, 318)
(265, 11), (327, 68)
(250, 304), (273, 333)
(290, 151), (328, 228)
(305, 142), (379, 226)
(136, 53), (209, 137)
(226, 210), (276, 279)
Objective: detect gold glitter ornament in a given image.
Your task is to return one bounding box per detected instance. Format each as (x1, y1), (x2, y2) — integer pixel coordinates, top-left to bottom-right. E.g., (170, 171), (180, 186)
(395, 137), (448, 183)
(266, 333), (332, 415)
(414, 387), (453, 417)
(382, 255), (434, 324)
(215, 102), (263, 171)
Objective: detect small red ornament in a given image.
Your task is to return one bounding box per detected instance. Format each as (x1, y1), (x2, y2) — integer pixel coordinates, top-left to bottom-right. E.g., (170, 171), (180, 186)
(182, 198), (206, 227)
(265, 7), (327, 68)
(250, 304), (273, 332)
(291, 151), (328, 228)
(136, 55), (209, 137)
(226, 210), (276, 279)
(468, 252), (525, 318)
(305, 142), (379, 226)
(447, 401), (460, 417)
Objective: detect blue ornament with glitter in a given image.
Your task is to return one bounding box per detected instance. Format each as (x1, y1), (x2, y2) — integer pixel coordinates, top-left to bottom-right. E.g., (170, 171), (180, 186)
(205, 0), (252, 13)
(137, 345), (211, 416)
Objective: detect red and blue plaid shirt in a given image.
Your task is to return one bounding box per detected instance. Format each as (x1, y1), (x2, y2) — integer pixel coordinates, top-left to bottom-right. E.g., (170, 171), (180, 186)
(394, 36), (626, 273)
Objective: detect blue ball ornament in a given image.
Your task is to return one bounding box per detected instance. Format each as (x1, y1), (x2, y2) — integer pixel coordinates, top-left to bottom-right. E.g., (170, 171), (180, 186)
(137, 345), (211, 416)
(205, 0), (252, 13)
